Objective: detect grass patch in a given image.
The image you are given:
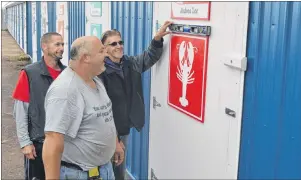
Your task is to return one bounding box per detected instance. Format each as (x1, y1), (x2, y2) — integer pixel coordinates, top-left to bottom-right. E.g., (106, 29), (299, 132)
(17, 54), (31, 61)
(7, 54), (31, 62)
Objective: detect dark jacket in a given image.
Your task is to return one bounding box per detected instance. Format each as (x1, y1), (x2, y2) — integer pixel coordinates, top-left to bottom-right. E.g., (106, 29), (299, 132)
(99, 38), (164, 136)
(24, 57), (65, 141)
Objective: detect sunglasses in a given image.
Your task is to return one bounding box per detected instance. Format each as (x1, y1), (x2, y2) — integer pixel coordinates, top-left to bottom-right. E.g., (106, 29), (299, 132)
(107, 41), (124, 47)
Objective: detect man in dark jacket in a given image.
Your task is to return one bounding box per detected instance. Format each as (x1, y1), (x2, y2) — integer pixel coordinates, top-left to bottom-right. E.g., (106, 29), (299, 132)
(98, 20), (172, 180)
(12, 32), (65, 180)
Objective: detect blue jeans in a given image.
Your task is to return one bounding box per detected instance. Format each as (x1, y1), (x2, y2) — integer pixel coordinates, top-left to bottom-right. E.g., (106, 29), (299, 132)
(60, 161), (115, 180)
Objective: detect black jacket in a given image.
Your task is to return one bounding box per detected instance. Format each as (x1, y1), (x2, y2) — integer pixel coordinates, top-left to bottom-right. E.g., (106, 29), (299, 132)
(24, 57), (65, 141)
(99, 38), (164, 136)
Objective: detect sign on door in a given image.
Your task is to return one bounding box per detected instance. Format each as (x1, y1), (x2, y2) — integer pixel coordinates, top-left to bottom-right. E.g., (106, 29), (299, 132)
(90, 2), (102, 17)
(168, 34), (209, 123)
(90, 23), (102, 39)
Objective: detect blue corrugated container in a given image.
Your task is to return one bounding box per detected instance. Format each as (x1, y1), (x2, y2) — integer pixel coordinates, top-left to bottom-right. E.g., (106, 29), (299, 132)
(26, 2), (33, 58)
(47, 2), (56, 32)
(111, 2), (153, 179)
(36, 2), (42, 61)
(239, 1), (301, 179)
(18, 4), (21, 46)
(68, 1), (85, 59)
(21, 4), (24, 49)
(14, 6), (16, 39)
(14, 6), (15, 38)
(17, 5), (19, 45)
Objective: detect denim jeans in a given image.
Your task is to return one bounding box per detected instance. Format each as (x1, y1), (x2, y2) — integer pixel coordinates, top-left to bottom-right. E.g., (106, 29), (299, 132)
(60, 161), (115, 180)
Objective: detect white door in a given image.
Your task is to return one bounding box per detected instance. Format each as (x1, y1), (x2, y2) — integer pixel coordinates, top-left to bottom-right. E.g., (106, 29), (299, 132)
(85, 2), (110, 39)
(149, 2), (249, 179)
(56, 2), (69, 66)
(32, 2), (37, 63)
(41, 2), (48, 35)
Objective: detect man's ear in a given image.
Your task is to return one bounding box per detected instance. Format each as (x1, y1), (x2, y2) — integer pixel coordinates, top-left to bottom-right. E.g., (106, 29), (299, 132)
(81, 53), (90, 63)
(41, 43), (47, 52)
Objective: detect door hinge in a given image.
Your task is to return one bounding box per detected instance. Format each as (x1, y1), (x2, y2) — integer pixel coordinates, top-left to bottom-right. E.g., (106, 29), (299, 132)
(151, 168), (158, 180)
(153, 96), (161, 109)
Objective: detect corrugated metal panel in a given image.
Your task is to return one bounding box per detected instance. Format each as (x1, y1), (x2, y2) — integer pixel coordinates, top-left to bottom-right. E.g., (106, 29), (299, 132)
(11, 7), (13, 37)
(36, 2), (42, 61)
(239, 2), (301, 179)
(18, 5), (20, 44)
(26, 2), (33, 58)
(13, 6), (15, 38)
(11, 7), (14, 37)
(18, 4), (22, 47)
(2, 8), (6, 29)
(17, 5), (19, 44)
(111, 2), (153, 179)
(47, 2), (56, 32)
(5, 1), (24, 9)
(13, 7), (15, 38)
(5, 3), (26, 50)
(23, 3), (27, 53)
(14, 6), (16, 39)
(68, 1), (85, 59)
(21, 4), (24, 49)
(6, 8), (10, 33)
(18, 4), (21, 46)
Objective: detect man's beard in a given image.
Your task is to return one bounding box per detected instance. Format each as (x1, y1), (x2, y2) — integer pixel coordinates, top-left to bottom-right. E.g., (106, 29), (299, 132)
(54, 56), (62, 61)
(49, 52), (63, 61)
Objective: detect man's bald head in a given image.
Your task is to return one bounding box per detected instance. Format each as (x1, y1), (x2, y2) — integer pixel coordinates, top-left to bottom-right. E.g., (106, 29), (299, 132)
(70, 36), (101, 61)
(69, 36), (107, 76)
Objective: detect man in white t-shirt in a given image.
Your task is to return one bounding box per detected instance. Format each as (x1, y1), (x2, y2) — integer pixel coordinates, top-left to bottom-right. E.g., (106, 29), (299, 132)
(42, 36), (123, 180)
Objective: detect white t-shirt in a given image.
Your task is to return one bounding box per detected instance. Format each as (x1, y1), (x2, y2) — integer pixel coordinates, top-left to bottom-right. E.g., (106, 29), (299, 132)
(44, 67), (116, 171)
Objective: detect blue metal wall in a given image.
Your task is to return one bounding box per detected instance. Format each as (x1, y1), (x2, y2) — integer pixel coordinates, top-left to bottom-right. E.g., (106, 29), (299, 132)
(17, 5), (20, 45)
(111, 2), (153, 179)
(26, 2), (33, 58)
(18, 4), (21, 46)
(14, 7), (16, 39)
(47, 2), (56, 32)
(15, 6), (17, 40)
(36, 2), (42, 61)
(239, 2), (301, 179)
(68, 1), (85, 59)
(21, 4), (24, 49)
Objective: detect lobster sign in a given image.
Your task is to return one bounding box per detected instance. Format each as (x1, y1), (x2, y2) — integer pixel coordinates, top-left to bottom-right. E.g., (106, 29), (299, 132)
(168, 34), (209, 123)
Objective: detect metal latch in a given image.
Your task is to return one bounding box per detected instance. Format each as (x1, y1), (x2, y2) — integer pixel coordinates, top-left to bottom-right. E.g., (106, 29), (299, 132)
(153, 96), (161, 109)
(223, 55), (247, 71)
(225, 108), (236, 118)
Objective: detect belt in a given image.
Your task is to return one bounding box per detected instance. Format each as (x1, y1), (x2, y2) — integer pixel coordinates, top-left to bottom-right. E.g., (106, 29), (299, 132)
(61, 161), (83, 171)
(61, 161), (104, 180)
